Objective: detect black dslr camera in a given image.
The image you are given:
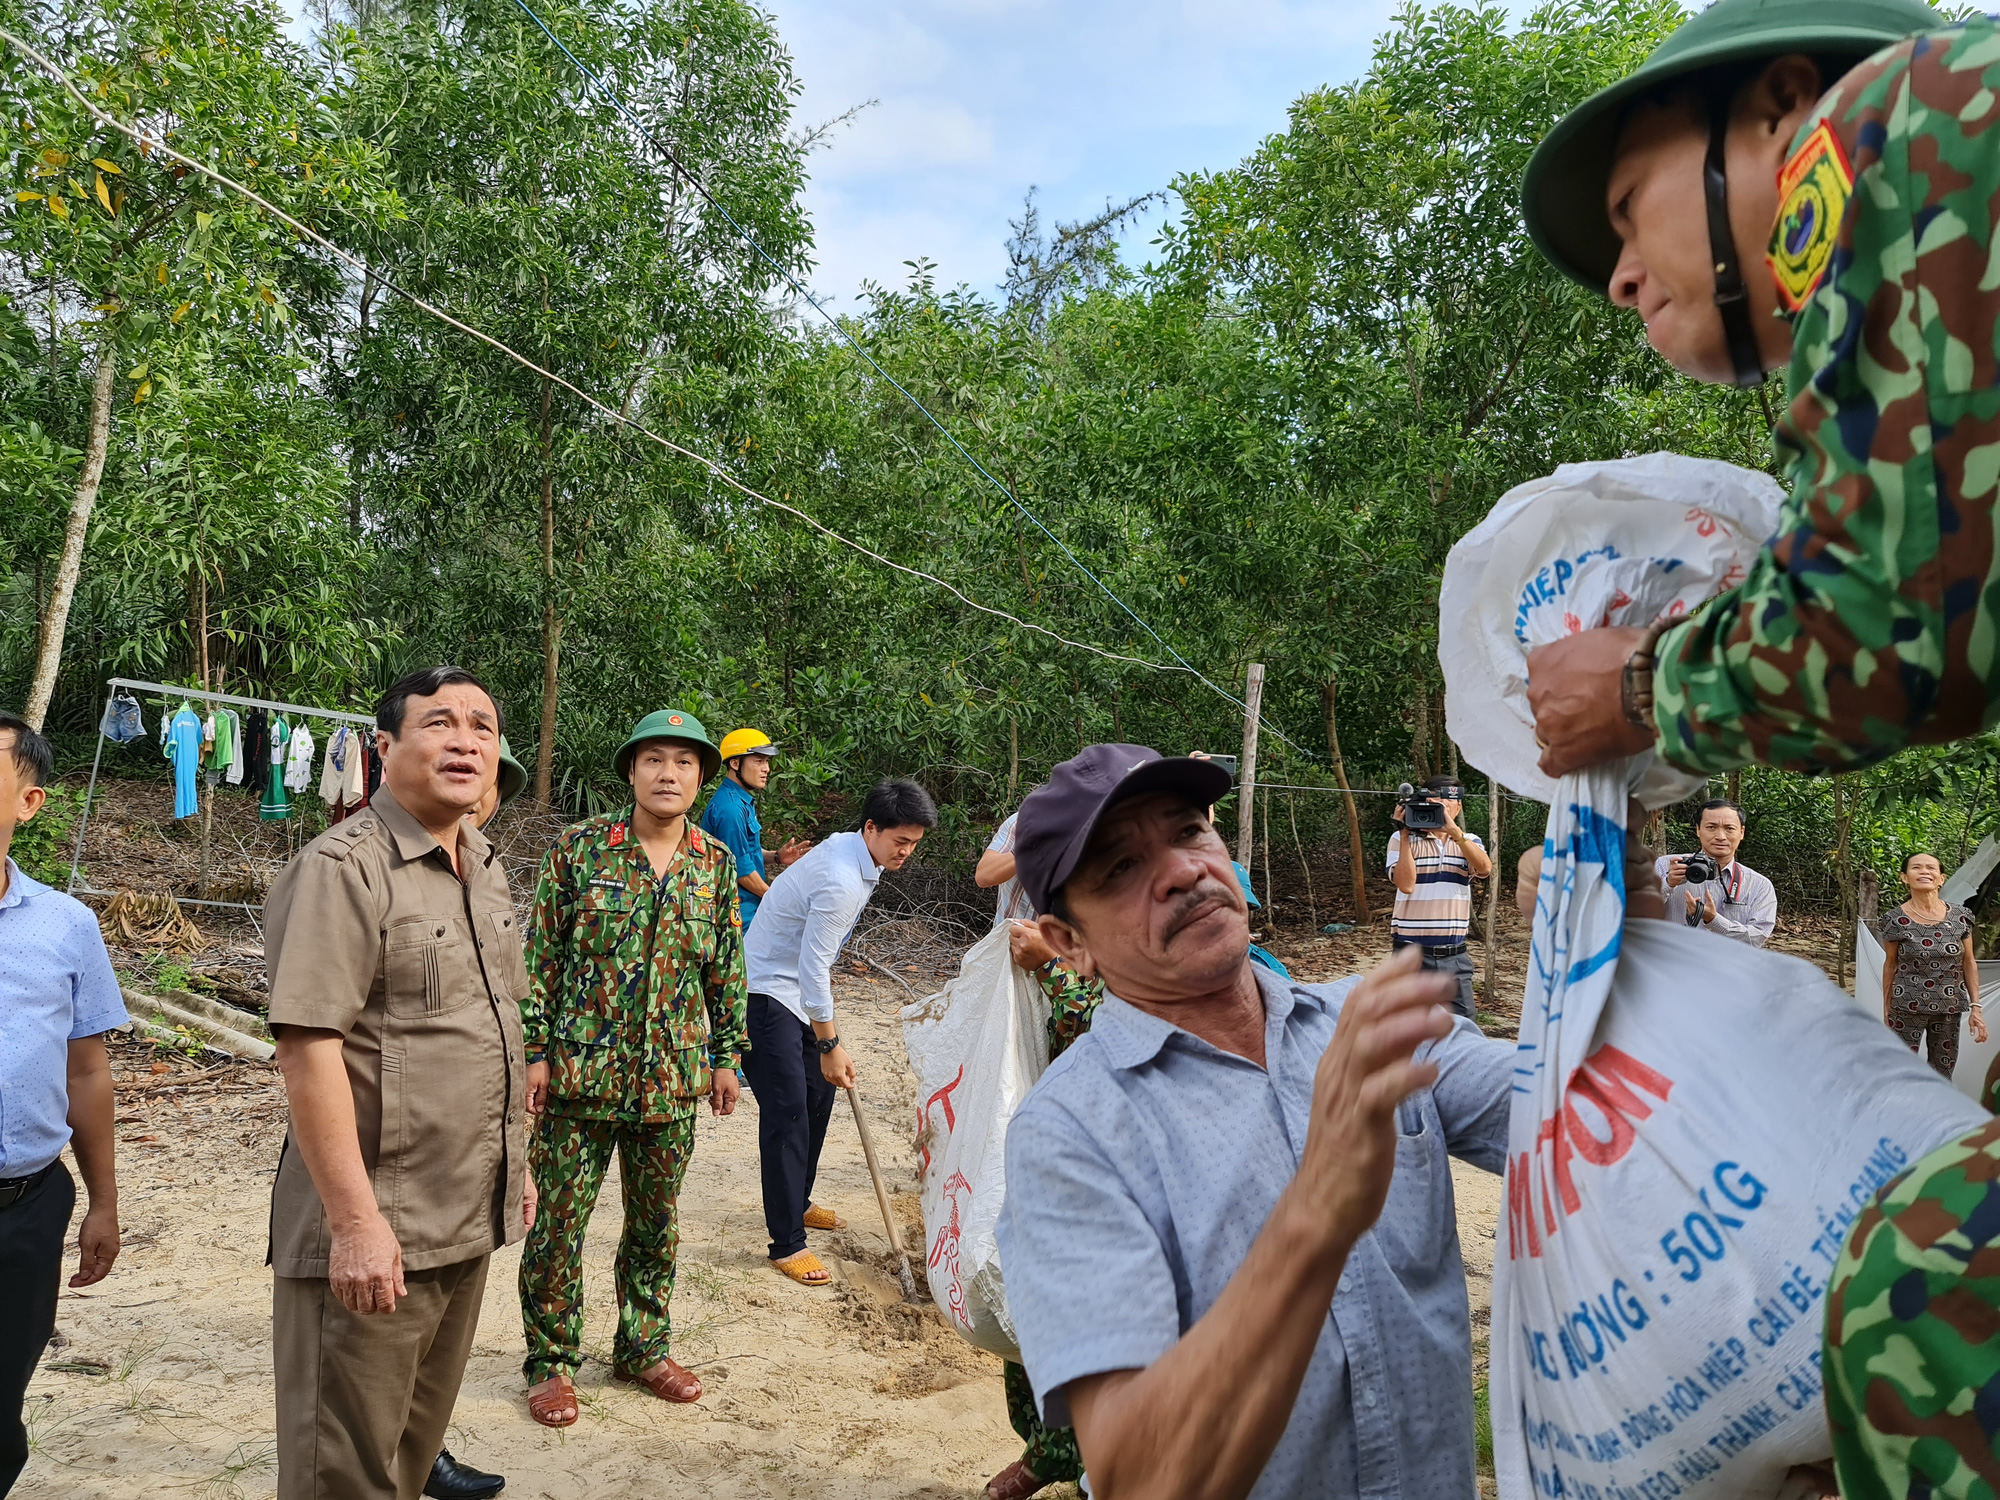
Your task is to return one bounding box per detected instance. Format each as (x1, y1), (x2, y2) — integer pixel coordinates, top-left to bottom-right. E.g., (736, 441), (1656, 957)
(1397, 782), (1457, 832)
(1680, 852), (1720, 885)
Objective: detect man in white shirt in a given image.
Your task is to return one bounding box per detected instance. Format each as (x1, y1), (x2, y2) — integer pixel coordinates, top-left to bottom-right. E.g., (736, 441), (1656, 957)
(740, 778), (936, 1288)
(1652, 799), (1776, 947)
(975, 811), (1035, 928)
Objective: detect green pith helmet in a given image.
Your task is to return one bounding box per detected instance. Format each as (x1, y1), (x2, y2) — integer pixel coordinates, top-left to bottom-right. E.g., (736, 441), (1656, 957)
(495, 734), (528, 805)
(1522, 0), (1942, 293)
(613, 709), (721, 785)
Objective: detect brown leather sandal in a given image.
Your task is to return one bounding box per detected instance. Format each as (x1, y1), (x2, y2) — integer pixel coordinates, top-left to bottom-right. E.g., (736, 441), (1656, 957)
(771, 1249), (832, 1286)
(802, 1203), (847, 1231)
(985, 1459), (1048, 1499)
(613, 1357), (703, 1404)
(526, 1372), (579, 1428)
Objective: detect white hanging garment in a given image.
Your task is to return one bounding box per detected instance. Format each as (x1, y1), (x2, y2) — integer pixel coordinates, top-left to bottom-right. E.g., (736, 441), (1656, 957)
(284, 722), (316, 793)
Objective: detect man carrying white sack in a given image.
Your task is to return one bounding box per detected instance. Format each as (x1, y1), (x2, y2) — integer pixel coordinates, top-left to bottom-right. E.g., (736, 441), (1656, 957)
(993, 742), (1516, 1499)
(1513, 0), (2000, 1492)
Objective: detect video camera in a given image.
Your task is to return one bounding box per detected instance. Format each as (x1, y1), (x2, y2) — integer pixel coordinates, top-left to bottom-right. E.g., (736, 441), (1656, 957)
(1397, 781), (1459, 832)
(1679, 852), (1720, 885)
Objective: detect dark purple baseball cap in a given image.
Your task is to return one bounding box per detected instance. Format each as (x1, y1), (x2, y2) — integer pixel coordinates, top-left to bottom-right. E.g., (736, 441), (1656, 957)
(1013, 744), (1234, 915)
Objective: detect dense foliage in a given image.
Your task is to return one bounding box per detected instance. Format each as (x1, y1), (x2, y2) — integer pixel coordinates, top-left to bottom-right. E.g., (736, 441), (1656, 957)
(4, 0), (1990, 910)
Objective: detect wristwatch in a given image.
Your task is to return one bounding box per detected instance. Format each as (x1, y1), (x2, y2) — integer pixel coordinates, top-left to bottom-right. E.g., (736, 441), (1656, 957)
(815, 1034), (841, 1055)
(1621, 620), (1673, 729)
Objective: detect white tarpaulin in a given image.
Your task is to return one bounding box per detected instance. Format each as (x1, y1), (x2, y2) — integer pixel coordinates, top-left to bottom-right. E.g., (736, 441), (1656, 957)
(900, 925), (1050, 1361)
(1441, 454), (1987, 1500)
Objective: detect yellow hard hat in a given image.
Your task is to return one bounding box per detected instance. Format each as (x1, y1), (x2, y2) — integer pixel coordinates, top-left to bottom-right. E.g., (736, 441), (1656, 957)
(718, 728), (777, 762)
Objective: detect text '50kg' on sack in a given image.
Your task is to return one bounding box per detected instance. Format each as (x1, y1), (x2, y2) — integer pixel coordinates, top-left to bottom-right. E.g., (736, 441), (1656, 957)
(900, 924), (1051, 1361)
(1440, 455), (1987, 1500)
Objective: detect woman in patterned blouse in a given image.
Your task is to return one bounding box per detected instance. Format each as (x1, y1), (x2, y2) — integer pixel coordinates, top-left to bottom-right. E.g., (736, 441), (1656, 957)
(1880, 851), (1986, 1078)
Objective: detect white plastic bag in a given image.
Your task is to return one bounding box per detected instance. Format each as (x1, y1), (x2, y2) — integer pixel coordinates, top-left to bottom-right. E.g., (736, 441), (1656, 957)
(1440, 455), (1988, 1500)
(900, 925), (1050, 1360)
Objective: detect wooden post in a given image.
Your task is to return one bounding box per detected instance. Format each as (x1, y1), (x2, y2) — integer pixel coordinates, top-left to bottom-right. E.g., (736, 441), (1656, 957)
(1835, 779), (1854, 990)
(1261, 786), (1274, 927)
(1484, 776), (1502, 1012)
(1324, 674), (1370, 925)
(1236, 663), (1264, 867)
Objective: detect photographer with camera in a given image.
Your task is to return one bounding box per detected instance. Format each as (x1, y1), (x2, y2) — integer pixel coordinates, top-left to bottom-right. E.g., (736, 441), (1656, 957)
(1652, 799), (1775, 948)
(1386, 775), (1492, 1021)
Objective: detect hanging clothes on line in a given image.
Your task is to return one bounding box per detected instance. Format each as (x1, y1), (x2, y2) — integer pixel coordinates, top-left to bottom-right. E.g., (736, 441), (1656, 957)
(260, 715), (292, 821)
(220, 708), (245, 785)
(246, 708), (271, 789)
(284, 721), (316, 795)
(318, 725), (367, 820)
(165, 702), (202, 819)
(99, 690), (146, 745)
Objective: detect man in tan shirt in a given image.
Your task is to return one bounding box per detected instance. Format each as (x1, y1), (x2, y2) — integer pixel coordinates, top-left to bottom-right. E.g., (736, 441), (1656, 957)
(265, 666), (534, 1500)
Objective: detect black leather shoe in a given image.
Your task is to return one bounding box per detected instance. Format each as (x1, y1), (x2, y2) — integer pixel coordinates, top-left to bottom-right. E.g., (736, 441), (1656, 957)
(425, 1449), (505, 1500)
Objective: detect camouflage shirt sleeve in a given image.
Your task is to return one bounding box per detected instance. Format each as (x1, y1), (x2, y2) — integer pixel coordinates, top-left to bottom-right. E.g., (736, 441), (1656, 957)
(522, 833), (574, 1055)
(1037, 961), (1104, 1063)
(704, 842), (749, 1071)
(1654, 25), (2000, 775)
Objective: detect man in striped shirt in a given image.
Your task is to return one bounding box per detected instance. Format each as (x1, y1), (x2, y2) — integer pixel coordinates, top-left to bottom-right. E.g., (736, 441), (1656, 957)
(1386, 777), (1491, 1022)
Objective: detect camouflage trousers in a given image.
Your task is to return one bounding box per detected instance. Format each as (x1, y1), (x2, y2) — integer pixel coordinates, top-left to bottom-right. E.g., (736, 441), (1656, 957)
(1825, 1114), (2000, 1499)
(1003, 1359), (1083, 1483)
(520, 1108), (696, 1383)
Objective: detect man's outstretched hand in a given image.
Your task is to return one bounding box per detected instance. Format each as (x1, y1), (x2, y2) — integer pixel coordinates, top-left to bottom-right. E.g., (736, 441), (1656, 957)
(1291, 946), (1455, 1254)
(1526, 627), (1656, 778)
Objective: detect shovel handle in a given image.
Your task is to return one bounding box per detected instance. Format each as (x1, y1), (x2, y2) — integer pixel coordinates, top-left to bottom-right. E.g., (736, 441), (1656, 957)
(847, 1084), (918, 1297)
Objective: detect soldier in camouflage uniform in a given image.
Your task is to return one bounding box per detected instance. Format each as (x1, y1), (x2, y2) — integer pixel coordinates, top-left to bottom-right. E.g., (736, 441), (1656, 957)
(1522, 4), (2000, 1496)
(516, 710), (747, 1426)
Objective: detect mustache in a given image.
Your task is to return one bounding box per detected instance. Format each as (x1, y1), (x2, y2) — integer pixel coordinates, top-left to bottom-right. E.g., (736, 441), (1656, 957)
(1162, 877), (1238, 941)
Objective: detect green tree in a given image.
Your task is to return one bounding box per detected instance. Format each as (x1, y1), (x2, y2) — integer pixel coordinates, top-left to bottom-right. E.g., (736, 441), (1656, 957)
(341, 0), (811, 802)
(0, 0), (388, 725)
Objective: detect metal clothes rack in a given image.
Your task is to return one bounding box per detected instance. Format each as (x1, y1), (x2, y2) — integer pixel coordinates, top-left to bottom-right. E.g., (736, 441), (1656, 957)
(68, 676), (376, 913)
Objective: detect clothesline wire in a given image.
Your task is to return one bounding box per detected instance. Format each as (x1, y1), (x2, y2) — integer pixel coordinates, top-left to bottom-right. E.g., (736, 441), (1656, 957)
(501, 0), (1313, 758)
(0, 27), (1177, 681)
(104, 676), (376, 728)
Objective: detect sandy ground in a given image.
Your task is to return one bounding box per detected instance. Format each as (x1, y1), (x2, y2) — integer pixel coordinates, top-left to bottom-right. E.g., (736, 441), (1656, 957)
(18, 926), (1508, 1500)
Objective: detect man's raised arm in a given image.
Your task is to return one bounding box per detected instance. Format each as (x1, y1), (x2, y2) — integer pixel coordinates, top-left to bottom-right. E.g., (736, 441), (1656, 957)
(1007, 952), (1453, 1500)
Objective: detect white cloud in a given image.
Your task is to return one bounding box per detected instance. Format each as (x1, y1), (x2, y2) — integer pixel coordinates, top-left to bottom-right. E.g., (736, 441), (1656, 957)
(772, 0), (1415, 301)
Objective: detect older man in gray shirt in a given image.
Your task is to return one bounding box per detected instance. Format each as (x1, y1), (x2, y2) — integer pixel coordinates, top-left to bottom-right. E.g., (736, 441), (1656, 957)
(995, 744), (1511, 1499)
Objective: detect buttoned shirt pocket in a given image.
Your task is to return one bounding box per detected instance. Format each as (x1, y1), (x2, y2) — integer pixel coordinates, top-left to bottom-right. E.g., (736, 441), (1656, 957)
(384, 914), (474, 1018)
(552, 1009), (617, 1102)
(477, 908), (530, 1004)
(574, 882), (635, 961)
(680, 879), (718, 927)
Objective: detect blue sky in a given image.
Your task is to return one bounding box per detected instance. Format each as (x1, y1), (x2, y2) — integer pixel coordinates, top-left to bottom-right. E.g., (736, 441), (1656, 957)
(279, 1), (1524, 306)
(768, 0), (1428, 308)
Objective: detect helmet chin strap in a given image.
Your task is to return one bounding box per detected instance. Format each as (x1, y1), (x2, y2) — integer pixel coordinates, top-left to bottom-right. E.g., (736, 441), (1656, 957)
(1704, 90), (1768, 389)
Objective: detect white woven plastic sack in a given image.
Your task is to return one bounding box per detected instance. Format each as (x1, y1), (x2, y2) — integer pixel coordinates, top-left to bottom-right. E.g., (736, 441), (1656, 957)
(900, 925), (1050, 1361)
(1441, 455), (1987, 1500)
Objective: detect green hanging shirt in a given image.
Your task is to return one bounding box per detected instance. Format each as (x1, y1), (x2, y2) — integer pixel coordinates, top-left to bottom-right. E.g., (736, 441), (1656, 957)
(1654, 19), (2000, 775)
(259, 716), (291, 820)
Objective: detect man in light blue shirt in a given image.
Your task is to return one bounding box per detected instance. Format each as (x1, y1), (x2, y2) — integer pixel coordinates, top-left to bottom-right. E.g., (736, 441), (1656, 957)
(740, 778), (935, 1287)
(996, 744), (1510, 1499)
(0, 711), (125, 1497)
